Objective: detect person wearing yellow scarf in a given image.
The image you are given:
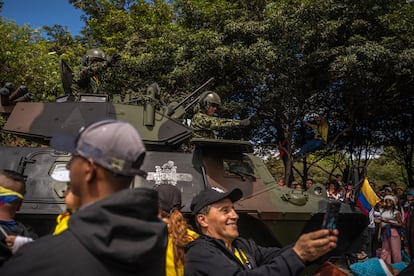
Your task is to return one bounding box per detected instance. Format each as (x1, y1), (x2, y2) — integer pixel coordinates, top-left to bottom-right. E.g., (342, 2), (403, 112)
(53, 184), (80, 235)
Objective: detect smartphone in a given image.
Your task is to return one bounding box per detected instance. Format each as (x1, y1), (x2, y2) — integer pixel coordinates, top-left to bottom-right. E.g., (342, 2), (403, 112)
(322, 200), (341, 230)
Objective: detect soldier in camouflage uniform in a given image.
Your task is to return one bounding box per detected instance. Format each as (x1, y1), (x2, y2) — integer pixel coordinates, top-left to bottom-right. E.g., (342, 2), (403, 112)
(190, 91), (250, 139)
(71, 49), (120, 99)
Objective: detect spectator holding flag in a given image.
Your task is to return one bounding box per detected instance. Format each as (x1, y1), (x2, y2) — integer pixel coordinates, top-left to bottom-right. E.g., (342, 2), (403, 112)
(356, 177), (381, 216)
(356, 178), (381, 258)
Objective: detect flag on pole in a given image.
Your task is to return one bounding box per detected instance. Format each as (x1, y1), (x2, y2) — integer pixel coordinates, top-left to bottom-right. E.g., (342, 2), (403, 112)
(0, 186), (23, 207)
(356, 177), (380, 216)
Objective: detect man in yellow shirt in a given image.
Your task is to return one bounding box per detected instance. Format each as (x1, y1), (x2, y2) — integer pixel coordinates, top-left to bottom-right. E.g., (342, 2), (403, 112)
(294, 115), (328, 159)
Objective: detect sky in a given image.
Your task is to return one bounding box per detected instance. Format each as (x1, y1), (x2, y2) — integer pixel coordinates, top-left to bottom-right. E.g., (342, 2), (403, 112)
(1, 0), (84, 36)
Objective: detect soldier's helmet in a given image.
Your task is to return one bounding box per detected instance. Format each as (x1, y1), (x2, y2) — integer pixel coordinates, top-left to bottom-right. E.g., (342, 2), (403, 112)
(83, 48), (106, 65)
(199, 91), (221, 111)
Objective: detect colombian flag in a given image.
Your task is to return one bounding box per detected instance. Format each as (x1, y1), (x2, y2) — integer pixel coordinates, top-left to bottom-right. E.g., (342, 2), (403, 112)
(356, 177), (380, 216)
(0, 186), (23, 207)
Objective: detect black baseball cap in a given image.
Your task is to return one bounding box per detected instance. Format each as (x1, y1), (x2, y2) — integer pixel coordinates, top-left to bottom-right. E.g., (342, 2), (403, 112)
(155, 184), (184, 213)
(190, 187), (243, 215)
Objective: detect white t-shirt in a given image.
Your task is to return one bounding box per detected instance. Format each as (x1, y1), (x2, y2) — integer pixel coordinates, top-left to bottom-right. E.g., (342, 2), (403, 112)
(380, 209), (400, 228)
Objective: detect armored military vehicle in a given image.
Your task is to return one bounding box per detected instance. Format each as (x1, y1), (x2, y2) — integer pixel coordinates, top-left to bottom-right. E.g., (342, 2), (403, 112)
(0, 74), (368, 265)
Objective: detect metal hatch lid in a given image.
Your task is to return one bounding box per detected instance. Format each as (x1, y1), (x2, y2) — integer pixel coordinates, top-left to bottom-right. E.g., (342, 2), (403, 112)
(3, 102), (193, 148)
(3, 102), (111, 140)
(191, 138), (253, 153)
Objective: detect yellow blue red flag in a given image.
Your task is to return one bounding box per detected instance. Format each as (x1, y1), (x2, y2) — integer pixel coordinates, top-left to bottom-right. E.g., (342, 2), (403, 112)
(356, 177), (380, 215)
(0, 186), (23, 207)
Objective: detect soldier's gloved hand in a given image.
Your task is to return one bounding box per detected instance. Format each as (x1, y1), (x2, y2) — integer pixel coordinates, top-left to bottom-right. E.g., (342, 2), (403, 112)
(107, 54), (121, 67)
(240, 118), (250, 126)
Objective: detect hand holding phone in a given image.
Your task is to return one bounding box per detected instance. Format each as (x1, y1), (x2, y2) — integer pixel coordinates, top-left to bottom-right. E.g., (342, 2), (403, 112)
(322, 200), (341, 230)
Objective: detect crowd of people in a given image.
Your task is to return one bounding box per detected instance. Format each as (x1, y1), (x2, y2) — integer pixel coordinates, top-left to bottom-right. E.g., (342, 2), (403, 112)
(285, 174), (414, 275)
(0, 110), (411, 275)
(283, 174), (359, 203)
(0, 119), (341, 275)
(367, 182), (414, 266)
(352, 180), (414, 275)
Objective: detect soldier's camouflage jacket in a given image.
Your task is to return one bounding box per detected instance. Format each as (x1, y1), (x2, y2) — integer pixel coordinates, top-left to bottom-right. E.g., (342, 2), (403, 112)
(191, 111), (242, 139)
(71, 61), (112, 98)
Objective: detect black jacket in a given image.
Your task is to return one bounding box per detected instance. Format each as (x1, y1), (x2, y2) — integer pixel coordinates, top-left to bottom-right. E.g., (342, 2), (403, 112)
(0, 188), (167, 276)
(184, 234), (305, 276)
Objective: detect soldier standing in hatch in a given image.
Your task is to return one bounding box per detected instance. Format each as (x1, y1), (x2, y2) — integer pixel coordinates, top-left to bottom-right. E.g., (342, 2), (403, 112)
(71, 48), (120, 99)
(190, 91), (251, 139)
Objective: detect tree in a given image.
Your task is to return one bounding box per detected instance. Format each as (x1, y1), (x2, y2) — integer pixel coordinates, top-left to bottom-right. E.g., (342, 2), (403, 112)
(0, 0), (412, 182)
(252, 0), (414, 184)
(0, 19), (62, 101)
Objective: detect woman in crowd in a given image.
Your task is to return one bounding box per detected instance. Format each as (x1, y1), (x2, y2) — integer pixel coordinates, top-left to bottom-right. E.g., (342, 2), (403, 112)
(376, 195), (404, 264)
(155, 184), (198, 276)
(326, 180), (343, 201)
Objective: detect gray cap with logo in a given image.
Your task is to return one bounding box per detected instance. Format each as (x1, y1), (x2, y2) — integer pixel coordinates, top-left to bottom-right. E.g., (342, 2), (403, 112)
(50, 119), (147, 177)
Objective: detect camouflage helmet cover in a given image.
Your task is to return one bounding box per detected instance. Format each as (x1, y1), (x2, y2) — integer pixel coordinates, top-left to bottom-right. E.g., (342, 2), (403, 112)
(200, 91), (221, 111)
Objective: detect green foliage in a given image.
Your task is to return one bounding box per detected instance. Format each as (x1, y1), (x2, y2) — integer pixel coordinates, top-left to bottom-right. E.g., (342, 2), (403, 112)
(368, 156), (407, 187)
(0, 0), (412, 183)
(0, 19), (65, 100)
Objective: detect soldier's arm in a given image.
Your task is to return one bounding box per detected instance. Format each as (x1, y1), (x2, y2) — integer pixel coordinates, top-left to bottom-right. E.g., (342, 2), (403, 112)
(209, 117), (242, 130)
(191, 113), (243, 131)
